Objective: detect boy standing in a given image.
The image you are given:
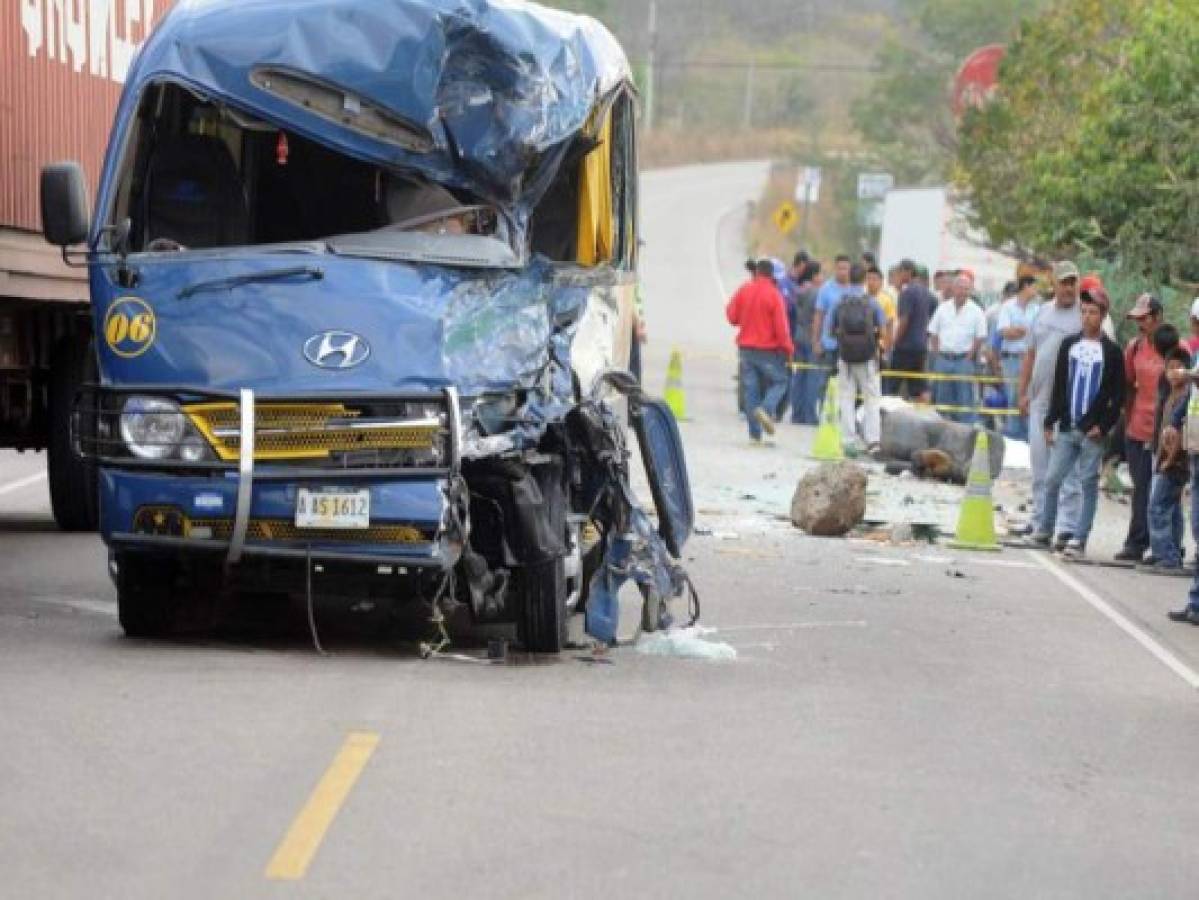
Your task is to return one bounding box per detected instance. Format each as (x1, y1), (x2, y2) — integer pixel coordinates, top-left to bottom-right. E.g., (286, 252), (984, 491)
(1033, 289), (1125, 558)
(1144, 347), (1192, 573)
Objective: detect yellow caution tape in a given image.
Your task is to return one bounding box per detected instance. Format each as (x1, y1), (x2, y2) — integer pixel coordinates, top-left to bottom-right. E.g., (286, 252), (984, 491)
(790, 361), (1014, 385)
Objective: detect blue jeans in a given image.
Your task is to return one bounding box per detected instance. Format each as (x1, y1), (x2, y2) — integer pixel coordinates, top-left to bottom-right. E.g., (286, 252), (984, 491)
(932, 354), (977, 424)
(1001, 355), (1028, 441)
(790, 342), (820, 424)
(1191, 461), (1199, 560)
(1039, 428), (1104, 545)
(808, 349), (837, 420)
(739, 348), (789, 439)
(1122, 439), (1154, 554)
(1149, 472), (1185, 567)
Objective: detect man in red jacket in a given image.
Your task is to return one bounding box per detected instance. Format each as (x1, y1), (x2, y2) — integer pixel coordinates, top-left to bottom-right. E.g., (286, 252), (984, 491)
(727, 259), (795, 442)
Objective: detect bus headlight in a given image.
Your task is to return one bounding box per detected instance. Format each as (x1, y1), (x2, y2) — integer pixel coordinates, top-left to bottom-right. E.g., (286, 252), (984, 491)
(119, 396), (186, 460)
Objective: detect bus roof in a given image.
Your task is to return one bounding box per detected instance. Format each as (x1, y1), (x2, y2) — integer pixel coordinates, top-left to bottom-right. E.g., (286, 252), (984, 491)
(127, 0), (632, 202)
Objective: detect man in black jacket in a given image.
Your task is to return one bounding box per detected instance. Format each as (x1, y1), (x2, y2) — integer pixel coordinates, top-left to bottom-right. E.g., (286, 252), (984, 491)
(1033, 289), (1126, 558)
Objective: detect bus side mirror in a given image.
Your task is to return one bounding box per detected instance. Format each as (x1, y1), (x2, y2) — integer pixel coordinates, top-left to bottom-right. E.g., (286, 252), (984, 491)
(41, 162), (90, 247)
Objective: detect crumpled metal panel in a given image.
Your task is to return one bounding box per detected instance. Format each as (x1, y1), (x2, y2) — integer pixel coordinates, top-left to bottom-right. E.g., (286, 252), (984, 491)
(94, 253), (580, 402)
(122, 0), (629, 208)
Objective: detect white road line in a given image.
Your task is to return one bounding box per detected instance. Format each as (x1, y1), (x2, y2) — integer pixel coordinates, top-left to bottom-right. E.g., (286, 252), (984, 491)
(857, 556), (910, 567)
(714, 621), (869, 633)
(709, 200), (748, 301)
(0, 471), (47, 497)
(964, 559), (1038, 570)
(1030, 551), (1199, 691)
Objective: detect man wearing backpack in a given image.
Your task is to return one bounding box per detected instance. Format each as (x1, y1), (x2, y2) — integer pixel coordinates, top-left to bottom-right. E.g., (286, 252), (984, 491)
(832, 264), (887, 453)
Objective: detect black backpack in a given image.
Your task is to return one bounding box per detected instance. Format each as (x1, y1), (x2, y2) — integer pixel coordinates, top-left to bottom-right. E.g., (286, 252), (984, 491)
(836, 294), (877, 364)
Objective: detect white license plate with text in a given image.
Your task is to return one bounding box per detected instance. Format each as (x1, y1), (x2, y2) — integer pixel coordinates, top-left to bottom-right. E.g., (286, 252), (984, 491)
(295, 489), (370, 530)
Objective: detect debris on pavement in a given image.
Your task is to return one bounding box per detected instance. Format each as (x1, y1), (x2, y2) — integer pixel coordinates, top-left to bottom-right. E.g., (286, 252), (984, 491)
(791, 462), (868, 536)
(635, 627), (737, 661)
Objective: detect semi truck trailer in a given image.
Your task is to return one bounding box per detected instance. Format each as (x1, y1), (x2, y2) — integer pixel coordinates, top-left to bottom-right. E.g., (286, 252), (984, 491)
(2, 0), (173, 529)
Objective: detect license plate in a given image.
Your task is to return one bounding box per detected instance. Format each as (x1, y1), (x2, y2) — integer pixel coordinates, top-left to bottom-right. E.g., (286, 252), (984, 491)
(295, 489), (370, 530)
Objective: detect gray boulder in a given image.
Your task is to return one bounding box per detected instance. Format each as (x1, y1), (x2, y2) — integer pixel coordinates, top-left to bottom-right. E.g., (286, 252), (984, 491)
(880, 409), (1005, 484)
(791, 462), (869, 536)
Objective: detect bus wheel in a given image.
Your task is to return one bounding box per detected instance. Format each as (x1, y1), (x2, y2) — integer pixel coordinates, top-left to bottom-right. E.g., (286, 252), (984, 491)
(48, 336), (98, 532)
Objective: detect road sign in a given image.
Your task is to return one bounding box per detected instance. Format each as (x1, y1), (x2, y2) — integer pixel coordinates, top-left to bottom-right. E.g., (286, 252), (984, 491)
(796, 167), (822, 206)
(954, 44), (1006, 117)
(857, 172), (894, 201)
(771, 200), (799, 234)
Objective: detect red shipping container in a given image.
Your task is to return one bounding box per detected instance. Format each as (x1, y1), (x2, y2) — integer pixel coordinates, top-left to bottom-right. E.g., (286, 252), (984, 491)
(1, 0), (175, 233)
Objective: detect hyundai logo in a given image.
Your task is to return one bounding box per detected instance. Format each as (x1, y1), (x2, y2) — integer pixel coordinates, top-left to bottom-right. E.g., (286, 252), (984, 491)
(303, 331), (371, 370)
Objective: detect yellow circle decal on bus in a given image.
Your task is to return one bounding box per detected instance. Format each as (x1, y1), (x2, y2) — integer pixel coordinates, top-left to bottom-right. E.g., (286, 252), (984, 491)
(104, 298), (157, 358)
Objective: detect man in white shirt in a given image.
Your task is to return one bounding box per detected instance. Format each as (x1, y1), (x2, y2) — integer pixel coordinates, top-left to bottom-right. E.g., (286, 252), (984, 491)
(928, 275), (988, 424)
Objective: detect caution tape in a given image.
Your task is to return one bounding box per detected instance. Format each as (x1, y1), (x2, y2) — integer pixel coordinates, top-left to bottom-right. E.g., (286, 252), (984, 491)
(789, 361), (1014, 385)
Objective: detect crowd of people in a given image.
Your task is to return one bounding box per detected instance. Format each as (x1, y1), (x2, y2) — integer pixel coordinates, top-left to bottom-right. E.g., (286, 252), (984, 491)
(725, 249), (1199, 627)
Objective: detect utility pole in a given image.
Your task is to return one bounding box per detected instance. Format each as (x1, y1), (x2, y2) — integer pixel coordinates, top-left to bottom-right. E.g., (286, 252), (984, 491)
(644, 1), (658, 132)
(742, 58), (756, 130)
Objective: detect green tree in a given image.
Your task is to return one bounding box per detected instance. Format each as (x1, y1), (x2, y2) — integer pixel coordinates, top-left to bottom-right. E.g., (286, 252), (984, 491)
(852, 0), (1045, 183)
(957, 0), (1198, 289)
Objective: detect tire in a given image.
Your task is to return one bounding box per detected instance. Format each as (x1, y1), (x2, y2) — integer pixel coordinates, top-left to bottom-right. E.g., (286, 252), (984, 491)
(517, 556), (567, 653)
(117, 553), (179, 638)
(639, 583), (663, 634)
(48, 336), (98, 532)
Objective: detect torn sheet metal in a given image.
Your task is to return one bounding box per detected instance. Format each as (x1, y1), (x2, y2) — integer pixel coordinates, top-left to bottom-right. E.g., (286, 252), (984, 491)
(116, 0), (631, 210)
(584, 501), (696, 646)
(572, 377), (699, 646)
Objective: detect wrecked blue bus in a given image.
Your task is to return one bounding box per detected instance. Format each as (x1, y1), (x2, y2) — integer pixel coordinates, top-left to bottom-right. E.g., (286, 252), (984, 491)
(40, 0), (694, 652)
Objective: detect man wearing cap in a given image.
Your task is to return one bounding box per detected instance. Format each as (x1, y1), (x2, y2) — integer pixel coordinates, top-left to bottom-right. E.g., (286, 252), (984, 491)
(1080, 274), (1118, 341)
(1116, 293), (1167, 562)
(1018, 261), (1085, 546)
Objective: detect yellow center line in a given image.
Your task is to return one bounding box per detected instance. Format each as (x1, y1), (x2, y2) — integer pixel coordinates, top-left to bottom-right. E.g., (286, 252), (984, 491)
(265, 731), (380, 881)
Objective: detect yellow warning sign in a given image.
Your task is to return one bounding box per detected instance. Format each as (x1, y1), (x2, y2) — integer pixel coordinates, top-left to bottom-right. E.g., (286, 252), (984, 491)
(771, 200), (799, 234)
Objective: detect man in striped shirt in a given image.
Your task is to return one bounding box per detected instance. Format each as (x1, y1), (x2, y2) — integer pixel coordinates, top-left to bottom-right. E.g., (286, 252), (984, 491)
(1032, 289), (1125, 558)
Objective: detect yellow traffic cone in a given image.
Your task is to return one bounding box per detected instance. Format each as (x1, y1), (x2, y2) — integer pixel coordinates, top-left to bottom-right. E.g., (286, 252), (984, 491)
(664, 348), (686, 420)
(810, 377), (844, 461)
(949, 430), (1000, 551)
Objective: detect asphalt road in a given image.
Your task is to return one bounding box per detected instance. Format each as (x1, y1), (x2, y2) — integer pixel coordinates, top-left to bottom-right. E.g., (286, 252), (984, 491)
(4, 161), (1199, 899)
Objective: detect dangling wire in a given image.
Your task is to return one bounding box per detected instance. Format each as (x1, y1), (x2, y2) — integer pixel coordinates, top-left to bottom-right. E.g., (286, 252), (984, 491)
(682, 573), (701, 627)
(305, 544), (328, 656)
(419, 570), (454, 659)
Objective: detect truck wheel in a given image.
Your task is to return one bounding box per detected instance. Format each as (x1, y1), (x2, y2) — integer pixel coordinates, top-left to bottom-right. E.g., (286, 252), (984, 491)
(117, 554), (179, 638)
(517, 556), (567, 653)
(639, 583), (663, 634)
(48, 336), (98, 532)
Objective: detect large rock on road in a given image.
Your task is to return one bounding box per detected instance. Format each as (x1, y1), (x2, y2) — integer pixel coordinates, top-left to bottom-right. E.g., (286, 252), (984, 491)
(791, 462), (869, 536)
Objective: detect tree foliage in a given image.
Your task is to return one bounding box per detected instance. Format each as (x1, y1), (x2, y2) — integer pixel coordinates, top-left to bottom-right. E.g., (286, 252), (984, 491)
(957, 0), (1199, 287)
(851, 0), (1045, 183)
